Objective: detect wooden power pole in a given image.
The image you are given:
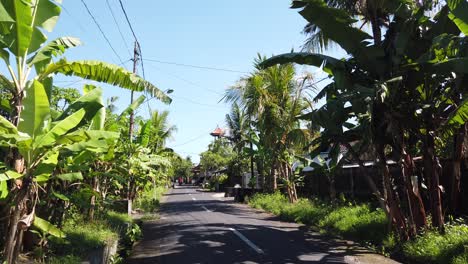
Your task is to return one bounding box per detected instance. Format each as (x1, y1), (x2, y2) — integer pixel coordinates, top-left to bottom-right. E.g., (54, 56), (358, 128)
(129, 41), (139, 142)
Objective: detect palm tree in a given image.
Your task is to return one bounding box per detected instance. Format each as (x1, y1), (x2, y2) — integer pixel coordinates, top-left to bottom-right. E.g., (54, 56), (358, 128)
(225, 56), (310, 202)
(148, 110), (177, 153)
(300, 0), (390, 52)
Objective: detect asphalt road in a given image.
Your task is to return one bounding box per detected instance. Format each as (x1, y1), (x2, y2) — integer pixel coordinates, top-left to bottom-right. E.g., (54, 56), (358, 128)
(127, 186), (399, 264)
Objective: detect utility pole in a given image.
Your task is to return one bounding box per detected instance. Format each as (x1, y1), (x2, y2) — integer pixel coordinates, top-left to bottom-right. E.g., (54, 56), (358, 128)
(128, 41), (139, 216)
(129, 41), (139, 142)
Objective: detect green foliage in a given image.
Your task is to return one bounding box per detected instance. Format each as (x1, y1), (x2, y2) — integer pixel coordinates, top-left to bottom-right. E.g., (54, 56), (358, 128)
(134, 186), (166, 213)
(403, 224), (468, 264)
(248, 193), (388, 245)
(217, 174), (229, 184)
(200, 139), (234, 172)
(49, 218), (118, 257)
(47, 255), (81, 264)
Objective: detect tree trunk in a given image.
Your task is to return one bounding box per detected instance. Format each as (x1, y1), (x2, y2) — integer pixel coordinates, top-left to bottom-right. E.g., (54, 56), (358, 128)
(329, 175), (337, 201)
(451, 123), (467, 213)
(424, 132), (444, 230)
(89, 176), (99, 221)
(401, 150), (427, 231)
(283, 163), (297, 203)
(4, 183), (30, 264)
(344, 143), (390, 217)
(376, 143), (409, 240)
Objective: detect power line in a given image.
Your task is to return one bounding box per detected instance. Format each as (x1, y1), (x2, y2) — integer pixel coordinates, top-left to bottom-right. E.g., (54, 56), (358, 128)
(147, 64), (223, 96)
(118, 0), (139, 41)
(105, 0), (132, 58)
(144, 58), (249, 74)
(80, 0), (126, 65)
(117, 0), (146, 79)
(171, 95), (226, 109)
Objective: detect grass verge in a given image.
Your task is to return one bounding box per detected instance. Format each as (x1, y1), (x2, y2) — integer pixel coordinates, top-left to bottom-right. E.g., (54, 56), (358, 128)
(248, 192), (468, 263)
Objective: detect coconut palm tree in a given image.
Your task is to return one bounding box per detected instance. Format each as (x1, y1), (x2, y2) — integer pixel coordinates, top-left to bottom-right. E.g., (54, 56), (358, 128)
(224, 56), (310, 202)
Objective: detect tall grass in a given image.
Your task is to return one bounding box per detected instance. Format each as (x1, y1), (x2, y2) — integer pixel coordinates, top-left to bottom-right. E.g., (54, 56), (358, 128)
(248, 192), (389, 245)
(134, 186), (166, 213)
(403, 224), (468, 264)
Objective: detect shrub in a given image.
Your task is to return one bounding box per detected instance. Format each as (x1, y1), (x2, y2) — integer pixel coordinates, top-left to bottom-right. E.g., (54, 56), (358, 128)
(217, 174), (229, 184)
(47, 255), (81, 264)
(49, 218), (118, 258)
(403, 224), (468, 264)
(248, 193), (388, 245)
(134, 186), (166, 213)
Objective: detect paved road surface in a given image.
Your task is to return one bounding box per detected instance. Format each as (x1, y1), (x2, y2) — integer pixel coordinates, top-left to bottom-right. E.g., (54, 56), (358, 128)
(128, 186), (399, 264)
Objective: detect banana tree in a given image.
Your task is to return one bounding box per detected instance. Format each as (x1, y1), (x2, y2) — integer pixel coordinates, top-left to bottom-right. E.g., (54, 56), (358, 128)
(261, 0), (468, 237)
(0, 1), (170, 261)
(0, 81), (115, 262)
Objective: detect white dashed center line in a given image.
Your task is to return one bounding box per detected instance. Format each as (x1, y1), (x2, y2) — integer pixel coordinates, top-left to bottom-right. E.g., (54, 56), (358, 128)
(229, 228), (264, 255)
(201, 206), (212, 212)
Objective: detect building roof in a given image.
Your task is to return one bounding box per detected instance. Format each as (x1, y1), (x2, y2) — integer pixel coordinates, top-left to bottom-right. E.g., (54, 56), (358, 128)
(210, 127), (224, 137)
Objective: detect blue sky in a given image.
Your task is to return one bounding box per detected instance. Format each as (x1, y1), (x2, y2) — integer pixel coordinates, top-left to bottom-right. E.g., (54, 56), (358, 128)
(50, 0), (336, 163)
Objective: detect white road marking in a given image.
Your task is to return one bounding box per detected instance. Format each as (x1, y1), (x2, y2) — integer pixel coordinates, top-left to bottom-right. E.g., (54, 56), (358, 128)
(189, 193), (192, 195)
(229, 228), (264, 254)
(192, 197), (197, 201)
(201, 206), (212, 212)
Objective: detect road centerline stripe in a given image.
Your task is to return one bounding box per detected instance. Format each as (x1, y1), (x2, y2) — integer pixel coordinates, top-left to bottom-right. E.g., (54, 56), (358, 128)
(192, 197), (197, 201)
(201, 206), (212, 212)
(229, 228), (264, 254)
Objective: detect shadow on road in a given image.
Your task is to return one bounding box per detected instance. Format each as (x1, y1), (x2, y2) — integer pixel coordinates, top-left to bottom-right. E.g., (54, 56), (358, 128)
(128, 189), (372, 264)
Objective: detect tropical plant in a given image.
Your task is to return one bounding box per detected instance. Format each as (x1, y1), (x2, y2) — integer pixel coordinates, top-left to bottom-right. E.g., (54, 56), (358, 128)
(224, 56), (312, 202)
(0, 1), (171, 262)
(261, 0), (468, 238)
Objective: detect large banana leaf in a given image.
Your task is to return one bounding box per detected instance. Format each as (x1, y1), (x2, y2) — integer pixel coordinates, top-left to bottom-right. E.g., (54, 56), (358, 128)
(118, 95), (146, 120)
(138, 120), (152, 147)
(18, 80), (50, 139)
(28, 37), (81, 72)
(33, 150), (58, 182)
(260, 52), (345, 74)
(39, 59), (172, 104)
(291, 0), (382, 66)
(0, 115), (17, 135)
(2, 0), (33, 56)
(58, 86), (104, 124)
(447, 0), (468, 34)
(33, 108), (86, 149)
(33, 216), (65, 238)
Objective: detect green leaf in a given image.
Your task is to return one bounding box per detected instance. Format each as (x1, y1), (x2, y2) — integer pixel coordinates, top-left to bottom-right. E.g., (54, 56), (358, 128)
(0, 72), (14, 92)
(0, 170), (22, 180)
(51, 191), (69, 201)
(34, 108), (86, 149)
(18, 80), (50, 139)
(58, 86), (104, 125)
(0, 115), (18, 135)
(0, 180), (8, 199)
(55, 172), (83, 182)
(33, 216), (65, 238)
(118, 95), (145, 119)
(40, 59), (172, 104)
(28, 37), (81, 70)
(447, 0), (468, 34)
(448, 98), (468, 126)
(260, 52), (345, 74)
(33, 0), (61, 32)
(33, 150), (58, 182)
(0, 2), (14, 23)
(138, 120), (152, 147)
(292, 0), (378, 61)
(3, 0), (33, 56)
